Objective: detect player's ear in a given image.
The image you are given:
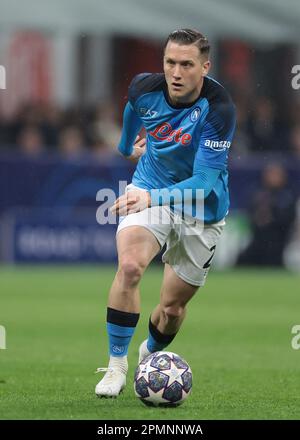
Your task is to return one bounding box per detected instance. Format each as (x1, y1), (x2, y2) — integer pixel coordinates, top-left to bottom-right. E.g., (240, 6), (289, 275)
(202, 60), (211, 77)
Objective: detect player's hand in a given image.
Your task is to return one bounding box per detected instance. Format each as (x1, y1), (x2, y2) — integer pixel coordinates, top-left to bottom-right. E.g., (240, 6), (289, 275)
(110, 189), (151, 216)
(127, 135), (146, 163)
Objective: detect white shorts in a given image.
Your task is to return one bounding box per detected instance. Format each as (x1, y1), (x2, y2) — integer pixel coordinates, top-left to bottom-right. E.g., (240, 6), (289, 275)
(116, 185), (225, 287)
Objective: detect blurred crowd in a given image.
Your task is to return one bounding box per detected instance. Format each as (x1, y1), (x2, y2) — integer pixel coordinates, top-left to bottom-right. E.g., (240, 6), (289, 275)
(0, 97), (300, 268)
(233, 95), (300, 158)
(1, 93), (300, 159)
(237, 162), (297, 267)
(0, 100), (122, 158)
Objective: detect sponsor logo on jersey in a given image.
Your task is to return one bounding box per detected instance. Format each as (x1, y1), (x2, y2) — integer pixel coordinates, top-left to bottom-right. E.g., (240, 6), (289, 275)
(149, 122), (192, 146)
(139, 107), (158, 118)
(204, 139), (231, 151)
(190, 107), (201, 122)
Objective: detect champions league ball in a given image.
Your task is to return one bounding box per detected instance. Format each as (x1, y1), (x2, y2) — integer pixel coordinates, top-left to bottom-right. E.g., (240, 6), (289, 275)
(134, 351), (192, 407)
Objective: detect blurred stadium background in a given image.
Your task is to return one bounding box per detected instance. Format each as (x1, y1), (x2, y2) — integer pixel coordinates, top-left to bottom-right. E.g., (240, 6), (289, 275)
(1, 0), (300, 420)
(1, 0), (300, 268)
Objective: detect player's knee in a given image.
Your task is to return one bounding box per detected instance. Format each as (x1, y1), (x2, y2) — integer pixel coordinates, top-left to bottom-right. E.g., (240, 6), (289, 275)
(118, 258), (145, 286)
(162, 305), (185, 321)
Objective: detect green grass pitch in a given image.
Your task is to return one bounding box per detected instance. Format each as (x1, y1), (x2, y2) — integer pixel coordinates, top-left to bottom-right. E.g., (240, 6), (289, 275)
(0, 265), (300, 420)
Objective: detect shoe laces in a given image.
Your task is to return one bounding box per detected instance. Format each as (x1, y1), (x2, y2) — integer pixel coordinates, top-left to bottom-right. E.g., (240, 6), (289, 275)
(95, 367), (125, 379)
(94, 366), (125, 388)
(95, 367), (114, 375)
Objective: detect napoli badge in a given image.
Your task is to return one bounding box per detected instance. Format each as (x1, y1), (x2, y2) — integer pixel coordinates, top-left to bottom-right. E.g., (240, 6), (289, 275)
(190, 107), (201, 122)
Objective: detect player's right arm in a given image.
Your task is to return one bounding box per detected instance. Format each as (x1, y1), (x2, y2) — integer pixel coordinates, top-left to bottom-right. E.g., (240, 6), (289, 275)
(118, 73), (162, 163)
(118, 102), (145, 162)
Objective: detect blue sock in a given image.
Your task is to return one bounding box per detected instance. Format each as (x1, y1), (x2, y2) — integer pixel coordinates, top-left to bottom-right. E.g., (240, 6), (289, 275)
(107, 307), (139, 357)
(147, 317), (177, 353)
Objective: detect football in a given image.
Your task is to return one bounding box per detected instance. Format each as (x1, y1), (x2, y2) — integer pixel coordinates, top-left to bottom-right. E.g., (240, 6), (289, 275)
(134, 351), (192, 407)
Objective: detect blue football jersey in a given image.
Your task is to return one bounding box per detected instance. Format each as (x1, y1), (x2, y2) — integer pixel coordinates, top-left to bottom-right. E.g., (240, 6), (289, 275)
(118, 73), (236, 223)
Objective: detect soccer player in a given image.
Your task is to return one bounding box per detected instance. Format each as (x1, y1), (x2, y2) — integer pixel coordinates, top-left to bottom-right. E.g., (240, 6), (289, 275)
(95, 29), (236, 397)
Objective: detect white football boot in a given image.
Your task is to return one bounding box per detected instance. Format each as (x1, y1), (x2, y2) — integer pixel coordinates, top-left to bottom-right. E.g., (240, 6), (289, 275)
(138, 339), (152, 363)
(95, 356), (127, 397)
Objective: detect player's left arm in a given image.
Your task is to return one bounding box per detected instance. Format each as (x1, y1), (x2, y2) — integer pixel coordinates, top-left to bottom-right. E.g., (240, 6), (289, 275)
(150, 99), (236, 206)
(149, 96), (237, 206)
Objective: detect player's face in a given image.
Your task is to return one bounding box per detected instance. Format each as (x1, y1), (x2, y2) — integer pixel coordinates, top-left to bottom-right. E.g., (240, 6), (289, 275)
(163, 41), (210, 105)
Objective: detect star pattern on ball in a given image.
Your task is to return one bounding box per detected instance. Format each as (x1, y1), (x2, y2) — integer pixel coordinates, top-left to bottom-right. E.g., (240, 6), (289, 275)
(162, 359), (187, 387)
(135, 352), (192, 406)
(143, 387), (169, 405)
(136, 361), (157, 382)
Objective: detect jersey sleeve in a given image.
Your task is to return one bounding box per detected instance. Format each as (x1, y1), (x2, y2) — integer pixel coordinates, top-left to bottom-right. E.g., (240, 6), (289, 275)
(117, 102), (143, 157)
(194, 98), (236, 171)
(150, 165), (221, 206)
(128, 73), (152, 108)
(119, 73), (166, 157)
(128, 72), (165, 109)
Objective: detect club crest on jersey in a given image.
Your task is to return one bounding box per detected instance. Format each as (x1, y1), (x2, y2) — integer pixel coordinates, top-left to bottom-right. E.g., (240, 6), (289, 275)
(139, 107), (158, 118)
(149, 122), (192, 146)
(190, 107), (201, 122)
